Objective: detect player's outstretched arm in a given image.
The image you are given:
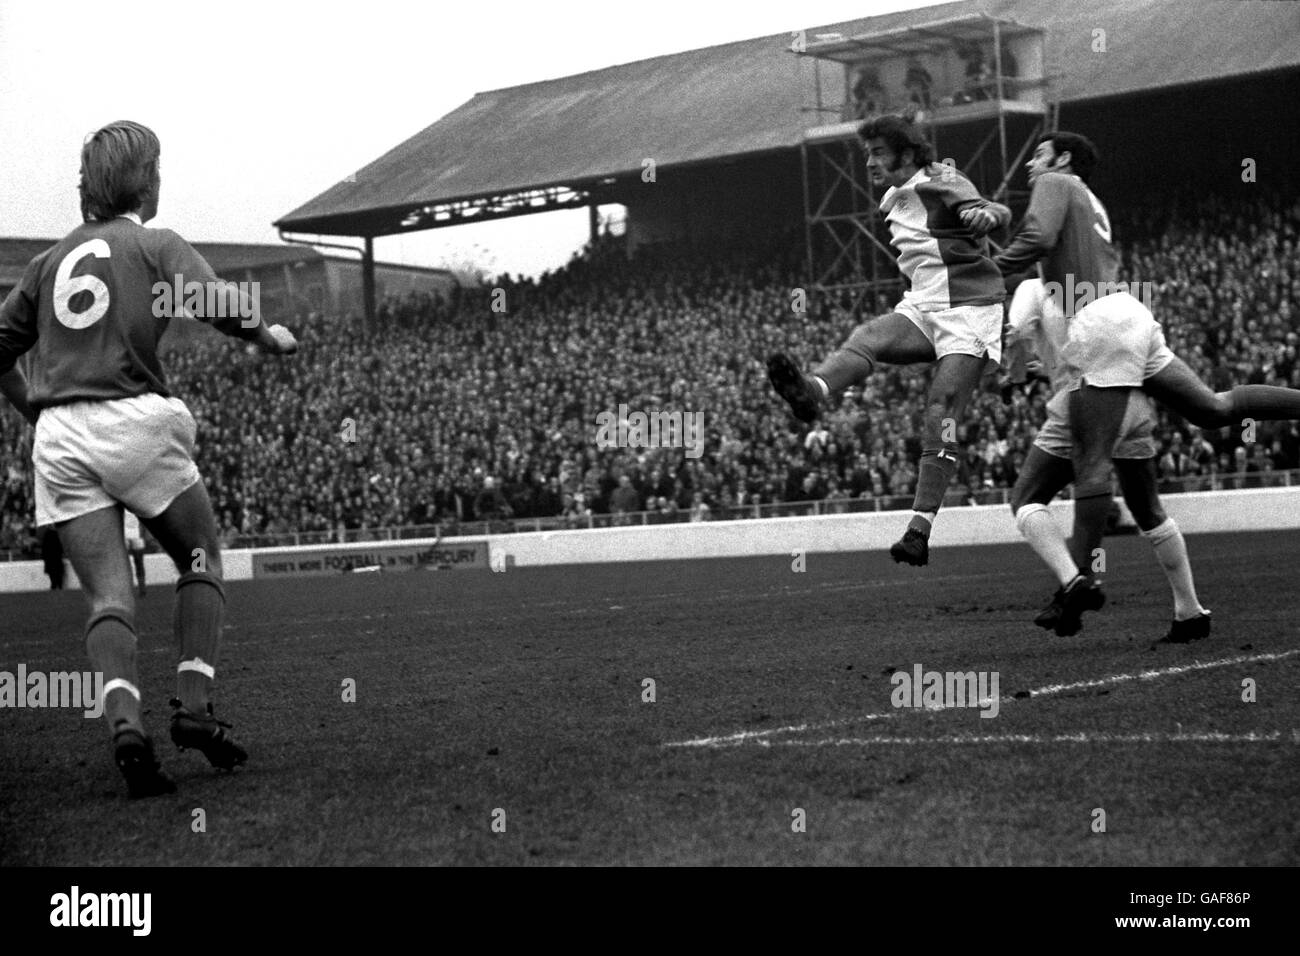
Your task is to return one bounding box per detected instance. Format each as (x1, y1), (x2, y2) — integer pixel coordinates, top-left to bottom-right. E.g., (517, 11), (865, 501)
(158, 230), (295, 356)
(210, 279), (296, 355)
(994, 175), (1069, 276)
(203, 280), (296, 355)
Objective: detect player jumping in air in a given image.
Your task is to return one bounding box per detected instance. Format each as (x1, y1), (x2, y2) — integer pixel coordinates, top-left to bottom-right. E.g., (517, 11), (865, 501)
(994, 131), (1300, 631)
(1005, 277), (1211, 642)
(768, 113), (1011, 566)
(0, 121), (298, 797)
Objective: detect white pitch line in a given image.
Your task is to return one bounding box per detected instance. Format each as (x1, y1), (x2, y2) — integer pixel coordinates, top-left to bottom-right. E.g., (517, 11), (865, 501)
(664, 649), (1300, 749)
(1022, 650), (1300, 698)
(666, 711), (894, 749)
(761, 731), (1295, 747)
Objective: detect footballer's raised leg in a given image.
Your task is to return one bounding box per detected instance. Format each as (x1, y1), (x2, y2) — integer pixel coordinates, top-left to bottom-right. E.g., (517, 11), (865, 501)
(769, 310), (933, 423)
(1142, 354), (1300, 429)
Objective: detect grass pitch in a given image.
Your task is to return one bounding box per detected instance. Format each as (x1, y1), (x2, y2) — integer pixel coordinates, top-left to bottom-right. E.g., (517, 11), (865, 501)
(2, 530), (1297, 865)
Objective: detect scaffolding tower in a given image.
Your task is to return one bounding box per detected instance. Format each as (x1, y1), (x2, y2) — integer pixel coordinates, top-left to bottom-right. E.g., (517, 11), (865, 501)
(795, 13), (1056, 318)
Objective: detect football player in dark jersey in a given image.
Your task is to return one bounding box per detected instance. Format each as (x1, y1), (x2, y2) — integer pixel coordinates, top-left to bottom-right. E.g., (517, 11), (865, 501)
(0, 121), (297, 797)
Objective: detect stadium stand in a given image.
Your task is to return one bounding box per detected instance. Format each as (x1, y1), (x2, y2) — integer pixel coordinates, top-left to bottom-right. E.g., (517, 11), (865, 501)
(4, 1), (1299, 558)
(2, 185), (1298, 557)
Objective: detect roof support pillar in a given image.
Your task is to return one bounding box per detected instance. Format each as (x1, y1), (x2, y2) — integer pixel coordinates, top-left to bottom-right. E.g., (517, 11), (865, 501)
(362, 236), (376, 330)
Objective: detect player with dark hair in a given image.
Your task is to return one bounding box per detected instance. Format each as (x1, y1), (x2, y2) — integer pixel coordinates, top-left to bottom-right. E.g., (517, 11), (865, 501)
(0, 120), (298, 797)
(1005, 278), (1210, 642)
(996, 132), (1300, 631)
(768, 113), (1012, 565)
(1035, 132), (1097, 183)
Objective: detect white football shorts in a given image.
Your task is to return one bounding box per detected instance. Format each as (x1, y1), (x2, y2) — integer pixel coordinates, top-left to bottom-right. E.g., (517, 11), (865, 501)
(1058, 291), (1175, 390)
(34, 392), (200, 526)
(894, 294), (1003, 365)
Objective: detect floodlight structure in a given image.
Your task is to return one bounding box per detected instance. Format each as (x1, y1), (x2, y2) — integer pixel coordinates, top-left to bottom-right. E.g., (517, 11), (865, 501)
(795, 13), (1056, 317)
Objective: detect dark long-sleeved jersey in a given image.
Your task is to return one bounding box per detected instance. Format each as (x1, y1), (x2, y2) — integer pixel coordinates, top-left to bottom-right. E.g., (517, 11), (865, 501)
(0, 217), (258, 411)
(995, 171), (1120, 317)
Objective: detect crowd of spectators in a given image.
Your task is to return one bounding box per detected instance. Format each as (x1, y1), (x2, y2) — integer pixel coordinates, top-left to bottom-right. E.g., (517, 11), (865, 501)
(1, 186), (1298, 555)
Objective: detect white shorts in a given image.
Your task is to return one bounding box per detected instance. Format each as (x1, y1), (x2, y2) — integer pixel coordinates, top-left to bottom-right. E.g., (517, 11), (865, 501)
(894, 295), (1003, 365)
(34, 393), (200, 526)
(1035, 387), (1158, 460)
(1058, 292), (1175, 390)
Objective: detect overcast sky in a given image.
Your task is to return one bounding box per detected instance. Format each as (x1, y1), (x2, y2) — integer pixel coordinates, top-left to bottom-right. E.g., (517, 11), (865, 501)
(0, 0), (946, 278)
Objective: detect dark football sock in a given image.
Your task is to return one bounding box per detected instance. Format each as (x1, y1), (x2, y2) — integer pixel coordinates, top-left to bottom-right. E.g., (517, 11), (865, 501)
(174, 572), (225, 713)
(1071, 493), (1112, 582)
(86, 610), (142, 734)
(907, 512), (934, 536)
(911, 447), (959, 523)
(1228, 385), (1300, 421)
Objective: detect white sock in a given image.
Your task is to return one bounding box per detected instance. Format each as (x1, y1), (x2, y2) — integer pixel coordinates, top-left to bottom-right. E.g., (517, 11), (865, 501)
(812, 375), (831, 400)
(1016, 503), (1078, 587)
(1141, 518), (1204, 621)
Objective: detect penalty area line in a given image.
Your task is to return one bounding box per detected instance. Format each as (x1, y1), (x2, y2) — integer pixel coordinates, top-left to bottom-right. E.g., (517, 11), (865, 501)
(663, 649), (1300, 749)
